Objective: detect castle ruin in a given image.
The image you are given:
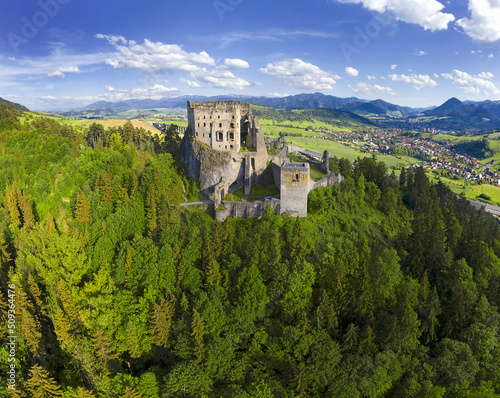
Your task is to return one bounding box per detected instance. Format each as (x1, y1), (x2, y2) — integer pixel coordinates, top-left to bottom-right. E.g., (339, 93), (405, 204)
(180, 100), (343, 220)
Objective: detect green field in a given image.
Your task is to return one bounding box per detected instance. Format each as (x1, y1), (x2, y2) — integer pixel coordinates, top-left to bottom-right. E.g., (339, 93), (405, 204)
(261, 124), (320, 138)
(288, 137), (420, 168)
(258, 117), (355, 133)
(429, 173), (500, 205)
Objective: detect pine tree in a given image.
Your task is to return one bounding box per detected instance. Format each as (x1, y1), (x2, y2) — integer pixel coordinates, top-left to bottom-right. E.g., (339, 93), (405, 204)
(126, 321), (142, 358)
(19, 191), (35, 228)
(26, 365), (63, 398)
(0, 234), (11, 277)
(46, 212), (56, 232)
(75, 192), (91, 225)
(294, 362), (309, 397)
(343, 323), (358, 352)
(298, 311), (311, 333)
(56, 280), (80, 325)
(315, 291), (337, 331)
(68, 387), (96, 398)
(205, 258), (221, 287)
(4, 184), (21, 226)
(53, 307), (73, 351)
(149, 292), (176, 348)
(180, 292), (189, 313)
(95, 170), (113, 204)
(176, 255), (188, 285)
(359, 325), (378, 355)
(92, 328), (118, 372)
(18, 284), (42, 357)
(191, 309), (206, 364)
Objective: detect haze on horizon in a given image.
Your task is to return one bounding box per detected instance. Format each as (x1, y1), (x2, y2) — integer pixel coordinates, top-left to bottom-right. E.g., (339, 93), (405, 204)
(1, 0), (500, 111)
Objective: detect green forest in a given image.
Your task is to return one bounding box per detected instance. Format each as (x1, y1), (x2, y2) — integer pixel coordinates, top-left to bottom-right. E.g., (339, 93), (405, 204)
(1, 105), (500, 398)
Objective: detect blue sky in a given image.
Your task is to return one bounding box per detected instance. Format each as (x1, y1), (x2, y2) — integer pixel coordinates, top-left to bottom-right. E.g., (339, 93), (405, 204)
(1, 0), (500, 110)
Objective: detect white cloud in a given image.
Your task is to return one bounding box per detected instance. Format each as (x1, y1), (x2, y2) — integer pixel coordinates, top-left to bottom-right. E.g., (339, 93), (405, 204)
(489, 53), (495, 58)
(350, 82), (396, 95)
(415, 50), (428, 56)
(441, 69), (500, 95)
(267, 93), (289, 97)
(106, 85), (115, 92)
(96, 35), (215, 73)
(224, 58), (250, 69)
(131, 84), (179, 99)
(191, 67), (252, 90)
(259, 58), (339, 91)
(335, 0), (454, 30)
(181, 78), (202, 88)
(389, 73), (438, 90)
(390, 64), (397, 70)
(367, 75), (377, 80)
(95, 34), (251, 90)
(47, 66), (80, 78)
(457, 0), (500, 43)
(345, 66), (359, 77)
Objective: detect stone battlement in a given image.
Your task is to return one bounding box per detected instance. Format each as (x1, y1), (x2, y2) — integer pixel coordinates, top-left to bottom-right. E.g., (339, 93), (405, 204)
(188, 100), (251, 111)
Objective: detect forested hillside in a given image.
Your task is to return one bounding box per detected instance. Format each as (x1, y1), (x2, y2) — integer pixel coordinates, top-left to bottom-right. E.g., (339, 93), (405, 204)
(1, 107), (500, 397)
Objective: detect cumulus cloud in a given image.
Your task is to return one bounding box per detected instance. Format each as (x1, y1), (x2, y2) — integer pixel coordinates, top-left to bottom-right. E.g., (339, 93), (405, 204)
(95, 34), (252, 90)
(335, 0), (455, 30)
(389, 73), (438, 90)
(390, 64), (398, 70)
(350, 82), (396, 95)
(47, 66), (80, 78)
(441, 69), (500, 95)
(106, 85), (115, 92)
(95, 34), (215, 73)
(224, 58), (250, 69)
(191, 68), (252, 90)
(345, 66), (359, 77)
(131, 84), (179, 99)
(181, 78), (202, 88)
(259, 58), (339, 91)
(367, 75), (377, 80)
(457, 0), (500, 43)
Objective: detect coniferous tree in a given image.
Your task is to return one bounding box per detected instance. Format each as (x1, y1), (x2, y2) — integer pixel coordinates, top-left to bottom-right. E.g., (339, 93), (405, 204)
(191, 309), (206, 364)
(150, 292), (176, 348)
(19, 191), (35, 228)
(75, 192), (91, 225)
(4, 183), (21, 226)
(26, 365), (63, 398)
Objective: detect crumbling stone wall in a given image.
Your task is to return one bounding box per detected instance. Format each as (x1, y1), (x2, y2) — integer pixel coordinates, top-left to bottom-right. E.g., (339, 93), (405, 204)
(215, 198), (280, 222)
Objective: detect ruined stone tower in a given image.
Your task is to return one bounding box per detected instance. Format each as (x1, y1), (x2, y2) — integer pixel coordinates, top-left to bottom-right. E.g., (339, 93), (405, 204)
(280, 162), (310, 217)
(180, 101), (270, 205)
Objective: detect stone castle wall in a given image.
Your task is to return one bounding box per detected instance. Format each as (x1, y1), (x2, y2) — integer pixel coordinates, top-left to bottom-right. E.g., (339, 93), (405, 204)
(187, 101), (250, 154)
(215, 198), (281, 222)
(312, 173), (344, 190)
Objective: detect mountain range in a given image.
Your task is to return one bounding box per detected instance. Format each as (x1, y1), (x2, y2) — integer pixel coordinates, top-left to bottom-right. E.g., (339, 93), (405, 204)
(72, 93), (500, 130)
(83, 92), (427, 117)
